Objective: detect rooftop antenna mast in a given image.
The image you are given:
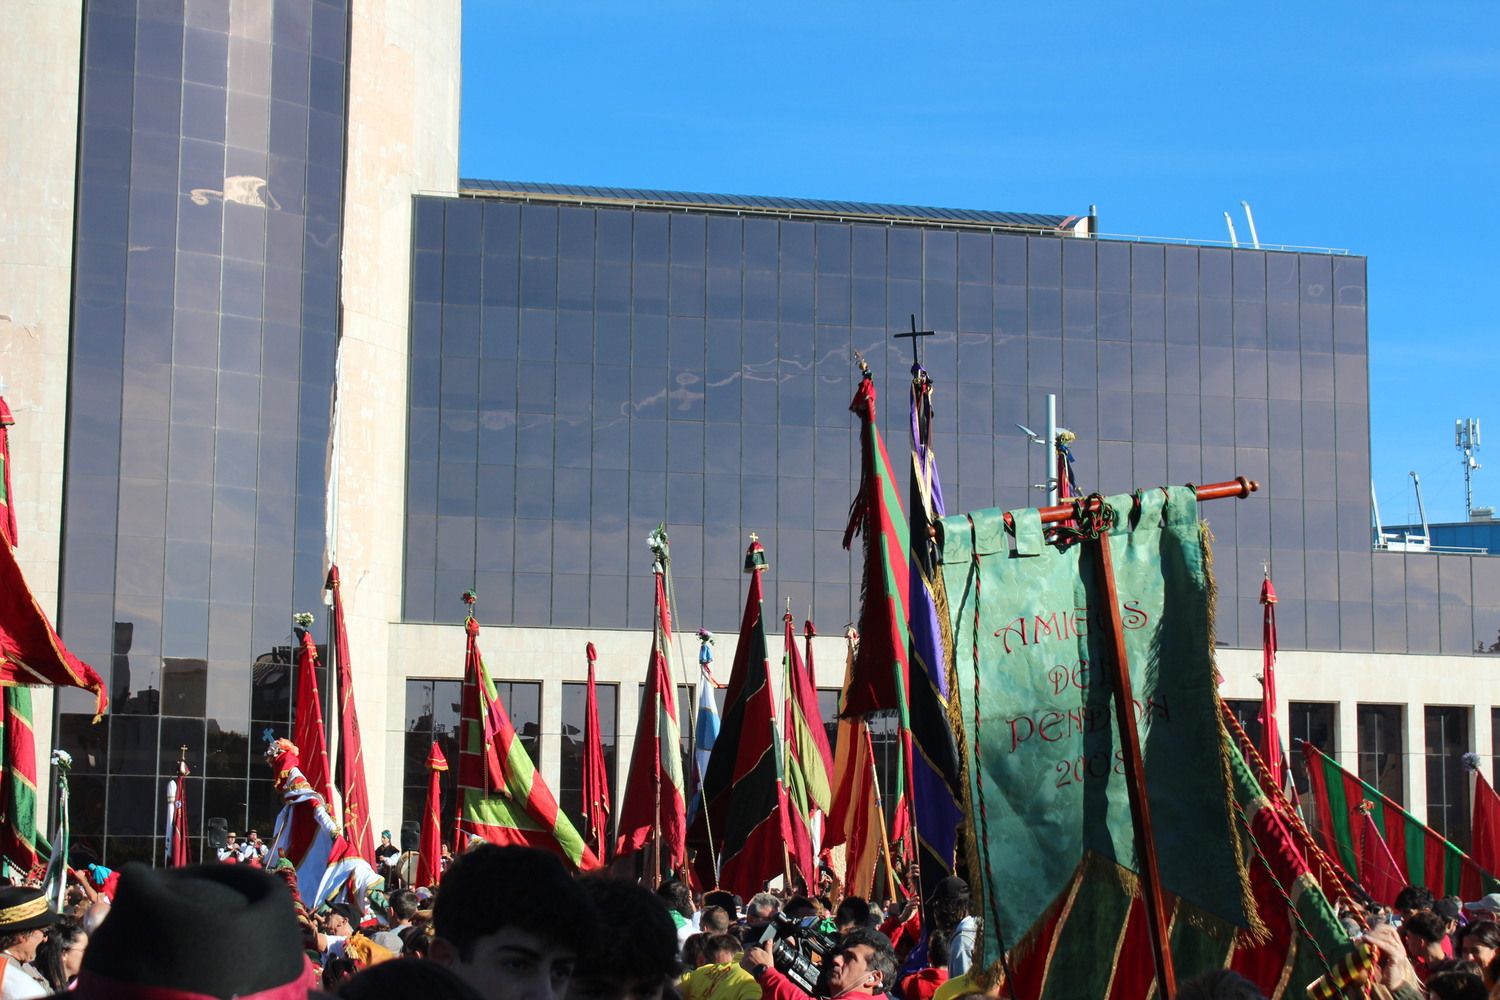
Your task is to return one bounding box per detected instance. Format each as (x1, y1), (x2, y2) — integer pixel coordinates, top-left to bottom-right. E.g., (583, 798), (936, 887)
(1457, 418), (1482, 519)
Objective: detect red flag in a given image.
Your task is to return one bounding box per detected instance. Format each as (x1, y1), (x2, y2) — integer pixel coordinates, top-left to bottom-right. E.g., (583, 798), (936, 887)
(327, 567), (374, 863)
(688, 536), (794, 900)
(1355, 802), (1407, 906)
(0, 396), (17, 547)
(614, 562), (687, 874)
(1259, 575), (1286, 787)
(418, 742), (448, 886)
(0, 532), (107, 719)
(824, 628), (881, 898)
(582, 643), (611, 860)
(167, 756), (190, 867)
(782, 610), (833, 891)
(290, 629), (335, 863)
(1472, 768), (1500, 876)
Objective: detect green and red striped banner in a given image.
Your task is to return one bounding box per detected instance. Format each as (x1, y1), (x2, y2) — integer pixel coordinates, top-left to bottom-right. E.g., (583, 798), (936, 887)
(1004, 734), (1355, 999)
(783, 611), (833, 890)
(1301, 742), (1499, 901)
(456, 613), (599, 872)
(0, 686), (40, 870)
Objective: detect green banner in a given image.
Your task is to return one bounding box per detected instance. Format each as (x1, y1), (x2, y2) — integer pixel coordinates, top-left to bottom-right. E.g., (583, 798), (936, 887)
(939, 487), (1250, 962)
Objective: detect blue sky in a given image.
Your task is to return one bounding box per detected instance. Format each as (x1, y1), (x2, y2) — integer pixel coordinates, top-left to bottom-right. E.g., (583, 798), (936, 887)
(460, 2), (1498, 524)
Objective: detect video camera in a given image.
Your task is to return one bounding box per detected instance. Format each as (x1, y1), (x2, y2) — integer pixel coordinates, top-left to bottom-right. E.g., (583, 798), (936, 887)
(755, 913), (839, 995)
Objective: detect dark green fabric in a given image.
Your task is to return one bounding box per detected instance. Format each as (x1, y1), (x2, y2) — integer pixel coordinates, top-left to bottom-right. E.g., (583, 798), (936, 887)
(939, 488), (1249, 962)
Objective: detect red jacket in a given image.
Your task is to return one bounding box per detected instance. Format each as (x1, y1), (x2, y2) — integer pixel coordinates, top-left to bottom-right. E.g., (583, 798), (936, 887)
(899, 968), (949, 1000)
(753, 964), (892, 1000)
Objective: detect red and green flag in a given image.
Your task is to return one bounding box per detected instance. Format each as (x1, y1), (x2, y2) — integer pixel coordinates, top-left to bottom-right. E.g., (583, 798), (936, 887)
(782, 611), (833, 890)
(456, 602), (599, 871)
(614, 534), (687, 874)
(824, 627), (882, 900)
(689, 536), (793, 900)
(0, 686), (41, 870)
(327, 566), (374, 862)
(1302, 741), (1500, 901)
(0, 533), (108, 719)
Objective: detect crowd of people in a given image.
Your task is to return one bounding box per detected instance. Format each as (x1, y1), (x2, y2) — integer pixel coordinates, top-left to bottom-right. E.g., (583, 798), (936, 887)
(5, 845), (1500, 998)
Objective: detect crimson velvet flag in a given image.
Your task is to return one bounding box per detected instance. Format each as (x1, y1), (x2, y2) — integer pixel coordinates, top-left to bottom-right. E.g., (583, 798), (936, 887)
(582, 643), (612, 860)
(327, 565), (374, 862)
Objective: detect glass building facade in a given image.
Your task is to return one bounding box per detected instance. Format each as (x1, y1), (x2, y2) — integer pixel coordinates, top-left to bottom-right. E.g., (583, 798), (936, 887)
(57, 0), (350, 866)
(402, 187), (1500, 656)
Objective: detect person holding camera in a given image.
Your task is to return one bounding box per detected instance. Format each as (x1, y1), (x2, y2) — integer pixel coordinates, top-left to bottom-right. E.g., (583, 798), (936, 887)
(741, 928), (896, 1000)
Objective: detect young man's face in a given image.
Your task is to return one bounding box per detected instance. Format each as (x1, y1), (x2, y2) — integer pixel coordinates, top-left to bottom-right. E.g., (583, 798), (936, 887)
(433, 925), (578, 1000)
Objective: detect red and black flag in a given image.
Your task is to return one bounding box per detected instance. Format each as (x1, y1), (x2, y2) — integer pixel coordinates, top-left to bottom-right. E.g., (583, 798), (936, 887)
(690, 536), (793, 900)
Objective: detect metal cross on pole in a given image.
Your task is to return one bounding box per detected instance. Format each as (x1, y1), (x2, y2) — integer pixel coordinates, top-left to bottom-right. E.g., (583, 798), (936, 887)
(893, 313), (935, 370)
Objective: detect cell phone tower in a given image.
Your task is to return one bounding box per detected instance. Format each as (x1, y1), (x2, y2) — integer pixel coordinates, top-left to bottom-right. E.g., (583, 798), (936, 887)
(1457, 418), (1482, 518)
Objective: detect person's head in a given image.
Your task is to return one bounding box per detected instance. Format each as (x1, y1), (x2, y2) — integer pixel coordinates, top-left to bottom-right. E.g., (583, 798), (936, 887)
(783, 896), (816, 920)
(247, 830), (260, 842)
(381, 830), (394, 846)
(925, 929), (950, 970)
(656, 880), (692, 920)
(1403, 910), (1450, 963)
(1395, 885), (1436, 919)
(1170, 969), (1269, 1000)
(680, 933), (707, 970)
(1466, 893), (1500, 923)
(927, 877), (971, 935)
(34, 913), (87, 990)
(745, 892), (780, 926)
(699, 905), (730, 934)
(834, 897), (875, 935)
(1462, 921), (1500, 967)
(703, 933), (740, 966)
(80, 899), (110, 937)
(1437, 896), (1464, 933)
(323, 956), (359, 991)
(824, 929), (896, 997)
(389, 888), (421, 924)
(566, 877), (678, 1000)
(340, 957), (486, 1000)
(0, 885), (59, 964)
(431, 845), (597, 1000)
(70, 863), (309, 1000)
(323, 901), (359, 938)
(1426, 970), (1487, 1000)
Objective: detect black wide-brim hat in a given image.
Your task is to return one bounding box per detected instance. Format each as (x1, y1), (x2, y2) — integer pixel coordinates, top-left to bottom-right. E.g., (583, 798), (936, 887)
(70, 863), (313, 999)
(0, 885), (58, 934)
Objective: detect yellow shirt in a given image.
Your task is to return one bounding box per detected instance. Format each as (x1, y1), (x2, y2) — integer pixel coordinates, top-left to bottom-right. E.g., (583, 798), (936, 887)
(681, 962), (763, 1000)
(932, 971), (998, 1000)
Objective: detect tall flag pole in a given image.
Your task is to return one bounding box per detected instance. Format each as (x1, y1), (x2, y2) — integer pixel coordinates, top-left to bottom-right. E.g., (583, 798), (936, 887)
(782, 606), (833, 891)
(0, 396), (16, 547)
(1259, 572), (1289, 791)
(582, 643), (612, 862)
(614, 528), (688, 882)
(165, 746), (190, 867)
(455, 592), (600, 871)
(904, 358), (965, 897)
(0, 687), (42, 872)
(417, 741), (448, 886)
(693, 630), (720, 796)
(1469, 753), (1500, 876)
(689, 535), (794, 900)
(42, 749), (70, 910)
(327, 566), (374, 862)
(1353, 801), (1407, 905)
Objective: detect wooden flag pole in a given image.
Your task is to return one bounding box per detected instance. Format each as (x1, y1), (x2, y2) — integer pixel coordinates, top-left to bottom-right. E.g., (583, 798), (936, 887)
(1088, 512), (1176, 997)
(927, 478), (1258, 538)
(865, 724), (901, 904)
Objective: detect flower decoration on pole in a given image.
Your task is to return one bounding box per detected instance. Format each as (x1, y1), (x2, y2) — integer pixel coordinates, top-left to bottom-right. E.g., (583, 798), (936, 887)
(292, 611), (316, 630)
